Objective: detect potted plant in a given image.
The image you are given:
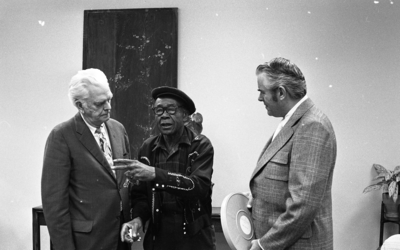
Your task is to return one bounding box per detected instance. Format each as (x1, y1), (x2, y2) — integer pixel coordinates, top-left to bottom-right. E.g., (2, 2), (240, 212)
(364, 164), (400, 245)
(363, 164), (400, 202)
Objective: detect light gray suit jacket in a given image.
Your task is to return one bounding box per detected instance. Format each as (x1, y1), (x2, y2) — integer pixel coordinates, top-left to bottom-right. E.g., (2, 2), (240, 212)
(250, 98), (337, 250)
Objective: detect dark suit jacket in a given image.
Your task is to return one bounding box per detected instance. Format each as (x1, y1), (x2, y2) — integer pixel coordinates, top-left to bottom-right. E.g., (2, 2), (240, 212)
(41, 113), (131, 250)
(250, 98), (337, 250)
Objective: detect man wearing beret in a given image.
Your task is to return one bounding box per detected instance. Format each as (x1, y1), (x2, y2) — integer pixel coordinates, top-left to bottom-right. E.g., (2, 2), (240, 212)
(115, 86), (216, 250)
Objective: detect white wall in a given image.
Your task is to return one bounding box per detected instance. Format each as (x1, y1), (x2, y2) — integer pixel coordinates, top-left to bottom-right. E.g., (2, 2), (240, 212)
(1, 0), (400, 249)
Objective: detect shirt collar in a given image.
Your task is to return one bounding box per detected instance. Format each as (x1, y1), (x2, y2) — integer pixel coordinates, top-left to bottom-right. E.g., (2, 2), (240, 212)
(283, 95), (308, 122)
(80, 113), (105, 135)
(153, 127), (192, 151)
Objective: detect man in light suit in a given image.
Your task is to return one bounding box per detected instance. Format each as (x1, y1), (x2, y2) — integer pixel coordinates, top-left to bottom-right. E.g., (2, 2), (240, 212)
(41, 69), (131, 250)
(249, 58), (337, 250)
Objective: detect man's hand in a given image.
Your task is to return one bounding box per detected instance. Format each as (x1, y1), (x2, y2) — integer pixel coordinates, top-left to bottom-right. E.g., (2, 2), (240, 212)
(249, 239), (262, 250)
(242, 191), (253, 210)
(113, 159), (156, 181)
(120, 217), (144, 243)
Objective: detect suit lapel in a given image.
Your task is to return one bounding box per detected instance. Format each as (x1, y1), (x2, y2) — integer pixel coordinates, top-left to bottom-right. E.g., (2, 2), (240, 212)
(105, 120), (124, 184)
(74, 113), (117, 181)
(251, 99), (315, 180)
(251, 127), (293, 180)
(257, 135), (273, 162)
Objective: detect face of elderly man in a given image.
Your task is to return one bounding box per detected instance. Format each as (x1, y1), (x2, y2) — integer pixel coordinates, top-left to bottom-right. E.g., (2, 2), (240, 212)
(80, 83), (113, 128)
(257, 73), (285, 118)
(154, 97), (187, 137)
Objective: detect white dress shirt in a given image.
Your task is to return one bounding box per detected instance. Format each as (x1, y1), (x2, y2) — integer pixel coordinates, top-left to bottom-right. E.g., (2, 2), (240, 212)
(258, 95), (308, 250)
(80, 114), (115, 173)
(272, 95), (308, 141)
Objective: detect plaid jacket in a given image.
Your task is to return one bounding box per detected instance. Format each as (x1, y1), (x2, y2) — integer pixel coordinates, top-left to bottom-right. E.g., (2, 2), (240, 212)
(131, 127), (215, 249)
(250, 98), (337, 250)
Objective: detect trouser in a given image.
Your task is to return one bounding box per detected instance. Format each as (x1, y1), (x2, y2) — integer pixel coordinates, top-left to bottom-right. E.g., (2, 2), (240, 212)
(143, 213), (216, 250)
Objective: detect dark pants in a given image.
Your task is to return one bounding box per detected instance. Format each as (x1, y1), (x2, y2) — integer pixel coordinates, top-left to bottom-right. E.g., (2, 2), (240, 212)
(143, 213), (216, 250)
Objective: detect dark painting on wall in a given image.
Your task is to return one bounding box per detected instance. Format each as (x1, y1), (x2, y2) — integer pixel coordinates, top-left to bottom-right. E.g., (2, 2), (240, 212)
(83, 8), (178, 158)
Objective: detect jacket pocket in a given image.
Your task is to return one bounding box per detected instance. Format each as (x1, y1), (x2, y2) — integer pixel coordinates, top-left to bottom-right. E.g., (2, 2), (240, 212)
(186, 213), (212, 237)
(71, 219), (93, 233)
(265, 151), (289, 181)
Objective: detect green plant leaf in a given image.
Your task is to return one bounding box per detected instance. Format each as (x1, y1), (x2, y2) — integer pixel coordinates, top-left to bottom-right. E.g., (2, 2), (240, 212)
(385, 171), (393, 181)
(393, 185), (399, 202)
(389, 181), (397, 197)
(374, 172), (387, 180)
(374, 164), (389, 175)
(363, 183), (383, 193)
(394, 166), (400, 175)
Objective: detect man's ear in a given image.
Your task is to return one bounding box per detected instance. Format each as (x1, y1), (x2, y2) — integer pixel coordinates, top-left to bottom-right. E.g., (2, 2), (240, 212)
(75, 101), (84, 113)
(277, 86), (287, 100)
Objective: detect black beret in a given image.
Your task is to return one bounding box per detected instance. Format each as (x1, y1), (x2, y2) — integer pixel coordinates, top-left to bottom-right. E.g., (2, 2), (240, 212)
(151, 86), (196, 115)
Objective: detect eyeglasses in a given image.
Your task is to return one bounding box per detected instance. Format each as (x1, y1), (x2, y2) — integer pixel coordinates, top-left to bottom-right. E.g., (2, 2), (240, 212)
(152, 105), (181, 116)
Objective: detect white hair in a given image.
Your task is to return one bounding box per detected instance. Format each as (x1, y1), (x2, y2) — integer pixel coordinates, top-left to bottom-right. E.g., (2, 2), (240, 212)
(68, 68), (110, 107)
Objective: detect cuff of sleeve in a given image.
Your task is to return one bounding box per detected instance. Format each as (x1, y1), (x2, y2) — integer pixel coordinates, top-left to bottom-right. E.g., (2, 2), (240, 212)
(257, 239), (265, 250)
(153, 168), (167, 189)
(154, 168), (194, 191)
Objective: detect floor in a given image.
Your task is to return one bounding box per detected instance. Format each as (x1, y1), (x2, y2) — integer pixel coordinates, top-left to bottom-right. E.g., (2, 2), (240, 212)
(130, 232), (231, 250)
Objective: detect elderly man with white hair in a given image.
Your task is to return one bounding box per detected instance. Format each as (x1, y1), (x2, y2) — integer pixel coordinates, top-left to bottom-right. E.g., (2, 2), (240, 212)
(41, 68), (132, 250)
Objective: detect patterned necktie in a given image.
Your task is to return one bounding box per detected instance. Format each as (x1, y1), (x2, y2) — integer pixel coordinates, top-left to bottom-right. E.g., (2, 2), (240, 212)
(95, 127), (115, 176)
(96, 127), (121, 211)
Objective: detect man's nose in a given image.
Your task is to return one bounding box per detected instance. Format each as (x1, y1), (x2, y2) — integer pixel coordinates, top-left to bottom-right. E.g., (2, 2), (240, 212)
(104, 101), (111, 110)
